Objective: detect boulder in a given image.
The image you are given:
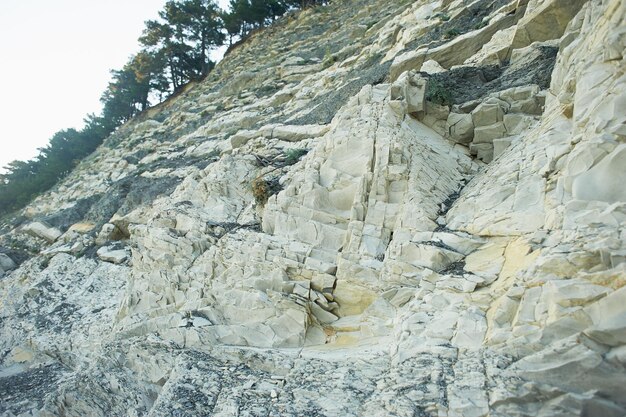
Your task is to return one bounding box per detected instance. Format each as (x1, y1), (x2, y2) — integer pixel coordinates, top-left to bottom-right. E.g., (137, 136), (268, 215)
(68, 222), (96, 234)
(230, 129), (258, 148)
(584, 286), (626, 346)
(311, 273), (336, 292)
(446, 113), (474, 144)
(420, 101), (450, 136)
(503, 114), (533, 135)
(464, 241), (506, 280)
(0, 253), (16, 271)
(22, 221), (62, 243)
(469, 143), (494, 163)
(310, 302), (339, 324)
(473, 122), (508, 144)
(399, 243), (464, 272)
(96, 246), (129, 264)
(471, 98), (507, 127)
(390, 49), (427, 82)
(420, 59), (446, 74)
(390, 70), (427, 115)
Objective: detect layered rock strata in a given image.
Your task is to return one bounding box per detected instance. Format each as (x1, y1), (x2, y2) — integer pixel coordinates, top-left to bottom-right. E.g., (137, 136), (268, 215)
(1, 0), (625, 416)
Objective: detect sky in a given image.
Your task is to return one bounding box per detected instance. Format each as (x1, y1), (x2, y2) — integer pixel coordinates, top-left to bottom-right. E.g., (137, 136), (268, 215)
(0, 0), (229, 173)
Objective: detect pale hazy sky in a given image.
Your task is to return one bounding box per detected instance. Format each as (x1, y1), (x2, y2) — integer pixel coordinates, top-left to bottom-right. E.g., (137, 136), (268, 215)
(0, 0), (229, 172)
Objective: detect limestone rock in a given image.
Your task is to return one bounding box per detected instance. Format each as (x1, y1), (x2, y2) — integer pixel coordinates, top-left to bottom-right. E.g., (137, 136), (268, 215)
(446, 112), (474, 144)
(471, 98), (507, 128)
(271, 124), (330, 142)
(96, 245), (129, 264)
(1, 0), (626, 415)
(230, 129), (258, 148)
(511, 0), (588, 51)
(493, 136), (515, 158)
(473, 122), (507, 144)
(389, 70), (427, 115)
(390, 49), (427, 82)
(572, 144), (626, 203)
(469, 142), (494, 163)
(22, 221), (62, 243)
(584, 286), (626, 346)
(420, 59), (445, 74)
(68, 222), (96, 234)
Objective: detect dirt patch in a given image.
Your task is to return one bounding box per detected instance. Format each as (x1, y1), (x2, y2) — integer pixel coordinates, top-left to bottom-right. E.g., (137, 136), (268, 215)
(426, 44), (558, 105)
(0, 363), (67, 416)
(405, 0), (513, 51)
(287, 58), (391, 125)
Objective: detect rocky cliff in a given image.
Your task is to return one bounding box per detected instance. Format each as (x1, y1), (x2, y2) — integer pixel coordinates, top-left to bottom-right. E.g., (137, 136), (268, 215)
(1, 0), (625, 416)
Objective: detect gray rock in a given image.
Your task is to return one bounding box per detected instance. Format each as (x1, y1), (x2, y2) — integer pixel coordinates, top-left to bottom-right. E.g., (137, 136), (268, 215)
(0, 253), (16, 271)
(96, 246), (129, 264)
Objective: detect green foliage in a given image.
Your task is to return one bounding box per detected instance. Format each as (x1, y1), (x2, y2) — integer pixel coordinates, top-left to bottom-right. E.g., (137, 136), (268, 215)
(100, 52), (164, 126)
(431, 12), (450, 21)
(322, 47), (336, 68)
(225, 0), (329, 39)
(473, 20), (488, 30)
(444, 28), (461, 39)
(252, 175), (282, 206)
(283, 148), (308, 165)
(139, 0), (223, 91)
(0, 116), (114, 217)
(425, 78), (453, 107)
(3, 235), (40, 255)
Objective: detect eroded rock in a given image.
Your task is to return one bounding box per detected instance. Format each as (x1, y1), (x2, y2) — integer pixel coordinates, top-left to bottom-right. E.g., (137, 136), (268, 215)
(1, 0), (626, 415)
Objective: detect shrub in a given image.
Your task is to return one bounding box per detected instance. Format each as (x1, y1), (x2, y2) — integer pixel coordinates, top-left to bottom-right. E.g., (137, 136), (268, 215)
(252, 175), (283, 207)
(426, 79), (453, 106)
(431, 12), (450, 22)
(252, 178), (271, 206)
(444, 28), (461, 39)
(283, 148), (308, 165)
(322, 47), (336, 69)
(473, 20), (488, 30)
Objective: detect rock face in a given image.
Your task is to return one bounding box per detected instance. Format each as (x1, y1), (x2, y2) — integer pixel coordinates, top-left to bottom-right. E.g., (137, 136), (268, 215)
(1, 0), (625, 415)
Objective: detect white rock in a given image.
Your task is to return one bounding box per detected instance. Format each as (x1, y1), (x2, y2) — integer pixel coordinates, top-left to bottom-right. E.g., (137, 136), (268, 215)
(446, 113), (474, 144)
(572, 144), (626, 203)
(96, 246), (129, 264)
(271, 124), (330, 142)
(390, 70), (427, 115)
(22, 221), (62, 243)
(584, 286), (626, 346)
(471, 99), (506, 127)
(310, 302), (339, 324)
(420, 59), (445, 74)
(493, 137), (514, 159)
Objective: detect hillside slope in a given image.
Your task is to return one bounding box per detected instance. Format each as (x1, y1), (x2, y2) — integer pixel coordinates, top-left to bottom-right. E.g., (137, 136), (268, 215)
(1, 0), (625, 416)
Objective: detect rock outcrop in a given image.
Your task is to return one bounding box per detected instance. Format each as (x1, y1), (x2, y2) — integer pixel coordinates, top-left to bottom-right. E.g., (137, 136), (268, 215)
(1, 0), (625, 416)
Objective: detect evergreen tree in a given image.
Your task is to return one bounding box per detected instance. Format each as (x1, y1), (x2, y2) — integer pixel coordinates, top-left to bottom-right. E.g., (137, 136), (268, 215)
(100, 55), (154, 126)
(140, 20), (187, 91)
(170, 0), (224, 75)
(221, 7), (244, 44)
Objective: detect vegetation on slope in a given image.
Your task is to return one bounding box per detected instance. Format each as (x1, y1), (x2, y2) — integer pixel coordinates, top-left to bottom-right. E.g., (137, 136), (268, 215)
(0, 0), (328, 218)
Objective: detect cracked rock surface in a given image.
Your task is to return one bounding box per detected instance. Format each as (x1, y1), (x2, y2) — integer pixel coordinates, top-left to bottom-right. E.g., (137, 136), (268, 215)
(1, 0), (625, 416)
